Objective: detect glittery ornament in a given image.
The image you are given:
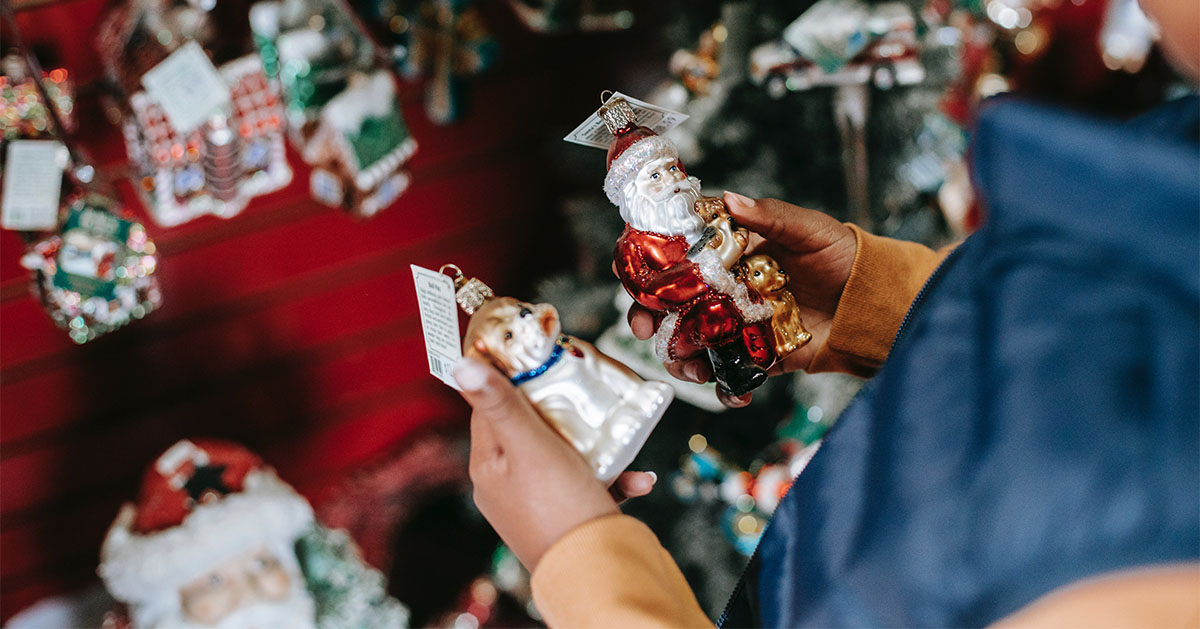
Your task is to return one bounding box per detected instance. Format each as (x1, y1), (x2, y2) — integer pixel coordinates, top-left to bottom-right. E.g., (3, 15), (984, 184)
(300, 71), (416, 218)
(592, 96), (809, 397)
(115, 52), (292, 227)
(0, 55), (76, 141)
(20, 195), (162, 344)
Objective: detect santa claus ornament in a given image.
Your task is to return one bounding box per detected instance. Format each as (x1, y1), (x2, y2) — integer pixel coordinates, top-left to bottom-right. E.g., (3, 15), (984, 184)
(98, 439), (409, 629)
(442, 265), (674, 482)
(581, 95), (811, 396)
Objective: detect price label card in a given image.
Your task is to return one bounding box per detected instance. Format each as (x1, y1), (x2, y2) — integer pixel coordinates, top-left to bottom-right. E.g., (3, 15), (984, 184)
(2, 140), (68, 231)
(411, 264), (463, 389)
(563, 91), (689, 149)
(141, 41), (232, 134)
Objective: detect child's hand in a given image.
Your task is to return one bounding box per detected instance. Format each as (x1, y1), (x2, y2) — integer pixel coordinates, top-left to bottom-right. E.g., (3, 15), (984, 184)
(453, 358), (654, 571)
(625, 192), (856, 407)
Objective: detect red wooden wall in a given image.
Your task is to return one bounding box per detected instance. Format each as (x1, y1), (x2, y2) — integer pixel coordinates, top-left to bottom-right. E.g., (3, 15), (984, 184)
(0, 1), (661, 619)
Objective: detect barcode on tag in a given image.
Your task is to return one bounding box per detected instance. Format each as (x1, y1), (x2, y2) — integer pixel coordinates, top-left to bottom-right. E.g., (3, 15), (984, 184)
(1, 140), (67, 231)
(563, 91), (689, 149)
(411, 264), (463, 390)
(141, 41), (232, 134)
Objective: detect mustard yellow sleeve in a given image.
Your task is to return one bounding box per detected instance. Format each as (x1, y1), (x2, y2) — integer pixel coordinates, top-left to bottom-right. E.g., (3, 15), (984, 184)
(991, 563), (1200, 628)
(530, 514), (713, 629)
(808, 223), (953, 377)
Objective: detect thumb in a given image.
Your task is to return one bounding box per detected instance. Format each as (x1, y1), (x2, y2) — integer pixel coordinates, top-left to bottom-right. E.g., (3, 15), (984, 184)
(723, 191), (841, 253)
(452, 358), (547, 444)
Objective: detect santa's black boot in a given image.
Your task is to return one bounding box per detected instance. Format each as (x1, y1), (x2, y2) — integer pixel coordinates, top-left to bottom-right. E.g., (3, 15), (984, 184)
(707, 341), (768, 397)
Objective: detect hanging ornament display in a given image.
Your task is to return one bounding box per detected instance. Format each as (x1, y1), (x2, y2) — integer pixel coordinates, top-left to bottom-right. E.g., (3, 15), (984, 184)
(444, 264), (674, 483)
(668, 22), (724, 97)
(0, 54), (76, 140)
(398, 0), (497, 125)
(250, 0), (418, 217)
(747, 0), (927, 229)
(748, 0), (925, 98)
(670, 401), (832, 556)
(579, 95), (811, 397)
(506, 0), (635, 34)
(19, 194), (161, 344)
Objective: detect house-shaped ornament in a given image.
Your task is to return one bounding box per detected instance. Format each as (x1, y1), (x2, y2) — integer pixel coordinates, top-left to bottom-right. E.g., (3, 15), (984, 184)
(303, 70), (416, 218)
(123, 55), (292, 227)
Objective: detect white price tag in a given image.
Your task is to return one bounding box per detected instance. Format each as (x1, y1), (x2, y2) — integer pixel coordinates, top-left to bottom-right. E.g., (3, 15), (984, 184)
(141, 41), (232, 134)
(411, 264), (464, 389)
(2, 140), (68, 231)
(563, 91), (689, 149)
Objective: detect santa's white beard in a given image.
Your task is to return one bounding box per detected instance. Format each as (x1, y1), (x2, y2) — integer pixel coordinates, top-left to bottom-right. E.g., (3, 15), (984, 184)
(620, 176), (706, 244)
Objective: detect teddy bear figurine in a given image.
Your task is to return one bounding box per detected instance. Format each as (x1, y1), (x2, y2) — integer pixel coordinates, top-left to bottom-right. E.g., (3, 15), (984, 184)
(738, 254), (813, 357)
(694, 196), (750, 270)
(444, 266), (673, 483)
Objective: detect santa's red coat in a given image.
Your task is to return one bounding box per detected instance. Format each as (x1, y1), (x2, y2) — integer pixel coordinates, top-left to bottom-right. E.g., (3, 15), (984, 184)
(614, 226), (773, 366)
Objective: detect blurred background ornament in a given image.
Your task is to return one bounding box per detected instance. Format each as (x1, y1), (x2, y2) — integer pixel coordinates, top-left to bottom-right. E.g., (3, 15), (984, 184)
(19, 194), (161, 344)
(398, 0), (497, 125)
(1097, 0), (1158, 73)
(250, 0), (417, 217)
(118, 52), (293, 226)
(301, 70), (416, 217)
(506, 0), (635, 34)
(0, 53), (76, 140)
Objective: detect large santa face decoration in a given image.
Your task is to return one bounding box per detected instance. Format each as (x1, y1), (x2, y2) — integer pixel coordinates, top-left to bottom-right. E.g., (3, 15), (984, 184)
(99, 439), (318, 629)
(600, 97), (810, 396)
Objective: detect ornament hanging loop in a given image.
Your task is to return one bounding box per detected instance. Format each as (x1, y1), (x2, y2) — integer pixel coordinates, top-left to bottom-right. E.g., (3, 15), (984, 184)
(600, 89), (614, 104)
(438, 263), (465, 287)
(439, 263), (494, 315)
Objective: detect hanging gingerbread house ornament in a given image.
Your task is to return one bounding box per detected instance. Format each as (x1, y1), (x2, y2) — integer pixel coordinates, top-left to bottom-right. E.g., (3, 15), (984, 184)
(249, 0), (418, 217)
(20, 194), (162, 344)
(571, 95), (811, 397)
(121, 50), (292, 227)
(303, 70), (416, 218)
(95, 0), (293, 227)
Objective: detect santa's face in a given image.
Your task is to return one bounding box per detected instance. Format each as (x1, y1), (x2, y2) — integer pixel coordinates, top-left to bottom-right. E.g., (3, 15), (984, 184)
(620, 157), (705, 242)
(173, 547), (312, 629)
(634, 156), (687, 199)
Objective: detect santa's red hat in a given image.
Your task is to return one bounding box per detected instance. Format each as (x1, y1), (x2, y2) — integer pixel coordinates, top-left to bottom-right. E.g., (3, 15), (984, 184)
(601, 97), (680, 207)
(99, 439), (314, 606)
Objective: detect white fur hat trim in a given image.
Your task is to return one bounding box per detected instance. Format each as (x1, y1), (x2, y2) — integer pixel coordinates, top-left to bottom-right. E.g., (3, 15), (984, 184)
(98, 469), (314, 605)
